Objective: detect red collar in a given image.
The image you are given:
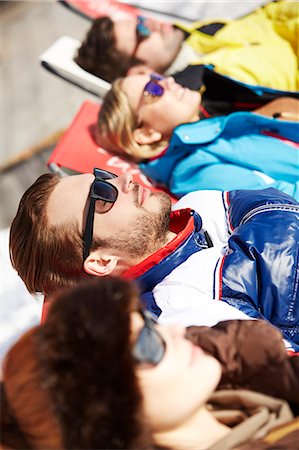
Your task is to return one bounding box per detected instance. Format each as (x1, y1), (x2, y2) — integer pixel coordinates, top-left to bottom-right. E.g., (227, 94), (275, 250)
(123, 209), (194, 280)
(147, 145), (169, 162)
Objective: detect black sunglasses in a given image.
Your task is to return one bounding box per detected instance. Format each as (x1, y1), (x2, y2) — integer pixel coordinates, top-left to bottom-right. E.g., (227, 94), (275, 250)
(132, 310), (166, 366)
(83, 168), (118, 261)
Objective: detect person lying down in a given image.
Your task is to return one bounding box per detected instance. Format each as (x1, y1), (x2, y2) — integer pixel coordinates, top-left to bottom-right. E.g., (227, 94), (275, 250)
(97, 74), (299, 199)
(1, 278), (299, 449)
(76, 1), (298, 92)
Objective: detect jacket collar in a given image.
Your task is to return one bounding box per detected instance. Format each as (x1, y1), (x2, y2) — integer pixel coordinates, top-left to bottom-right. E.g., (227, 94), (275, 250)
(123, 208), (199, 281)
(123, 209), (211, 296)
(172, 111), (299, 146)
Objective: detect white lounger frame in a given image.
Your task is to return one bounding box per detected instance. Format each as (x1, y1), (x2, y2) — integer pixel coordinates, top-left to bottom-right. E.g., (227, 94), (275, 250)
(40, 36), (111, 98)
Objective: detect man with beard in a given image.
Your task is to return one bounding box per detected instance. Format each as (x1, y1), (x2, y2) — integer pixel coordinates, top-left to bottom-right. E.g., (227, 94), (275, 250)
(10, 168), (299, 351)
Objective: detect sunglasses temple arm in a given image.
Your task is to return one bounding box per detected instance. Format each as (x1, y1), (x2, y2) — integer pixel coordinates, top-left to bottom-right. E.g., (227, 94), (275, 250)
(83, 199), (96, 261)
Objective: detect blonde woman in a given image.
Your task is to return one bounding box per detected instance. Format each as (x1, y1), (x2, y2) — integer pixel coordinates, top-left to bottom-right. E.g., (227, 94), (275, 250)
(97, 74), (299, 199)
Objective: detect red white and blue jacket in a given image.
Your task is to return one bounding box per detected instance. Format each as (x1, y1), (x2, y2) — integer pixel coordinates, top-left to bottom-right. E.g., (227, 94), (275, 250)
(123, 188), (299, 352)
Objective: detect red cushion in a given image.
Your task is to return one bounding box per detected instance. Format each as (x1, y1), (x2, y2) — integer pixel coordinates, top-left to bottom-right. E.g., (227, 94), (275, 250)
(62, 0), (140, 20)
(41, 298), (50, 323)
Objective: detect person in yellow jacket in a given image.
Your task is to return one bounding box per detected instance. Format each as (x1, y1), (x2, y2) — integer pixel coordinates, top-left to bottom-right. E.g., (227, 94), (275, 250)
(76, 0), (298, 92)
(180, 0), (298, 91)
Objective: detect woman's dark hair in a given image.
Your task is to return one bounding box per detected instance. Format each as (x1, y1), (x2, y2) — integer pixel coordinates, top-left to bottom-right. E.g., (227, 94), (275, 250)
(1, 278), (153, 449)
(0, 382), (33, 449)
(1, 328), (63, 449)
(75, 16), (143, 82)
(39, 277), (153, 449)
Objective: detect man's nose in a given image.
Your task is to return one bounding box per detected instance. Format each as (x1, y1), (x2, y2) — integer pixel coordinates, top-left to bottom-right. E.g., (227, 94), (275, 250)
(115, 172), (134, 194)
(145, 17), (161, 32)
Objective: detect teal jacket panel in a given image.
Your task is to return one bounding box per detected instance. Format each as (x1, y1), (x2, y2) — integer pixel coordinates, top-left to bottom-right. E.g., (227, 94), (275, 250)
(140, 112), (299, 199)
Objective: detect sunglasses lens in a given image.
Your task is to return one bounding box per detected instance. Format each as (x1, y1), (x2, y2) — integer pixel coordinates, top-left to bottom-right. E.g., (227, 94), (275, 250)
(93, 180), (117, 203)
(144, 81), (164, 97)
(133, 318), (166, 365)
(136, 15), (151, 38)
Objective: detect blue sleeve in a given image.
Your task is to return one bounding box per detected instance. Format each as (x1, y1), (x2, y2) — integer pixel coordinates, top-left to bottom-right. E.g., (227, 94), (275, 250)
(170, 162), (299, 201)
(170, 163), (271, 196)
(220, 202), (299, 351)
(226, 187), (298, 230)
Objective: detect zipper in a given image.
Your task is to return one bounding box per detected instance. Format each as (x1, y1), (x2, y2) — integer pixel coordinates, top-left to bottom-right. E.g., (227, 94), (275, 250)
(239, 203), (299, 226)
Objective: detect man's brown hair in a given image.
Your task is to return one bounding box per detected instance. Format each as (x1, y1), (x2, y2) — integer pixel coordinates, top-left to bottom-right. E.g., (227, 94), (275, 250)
(75, 16), (143, 82)
(9, 173), (87, 296)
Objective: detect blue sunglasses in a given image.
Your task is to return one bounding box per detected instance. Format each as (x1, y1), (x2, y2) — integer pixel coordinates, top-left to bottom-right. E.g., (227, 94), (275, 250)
(136, 15), (151, 38)
(132, 15), (151, 57)
(143, 73), (165, 98)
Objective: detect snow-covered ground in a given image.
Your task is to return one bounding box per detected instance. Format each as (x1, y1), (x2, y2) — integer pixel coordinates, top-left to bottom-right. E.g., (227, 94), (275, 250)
(1, 228), (42, 363)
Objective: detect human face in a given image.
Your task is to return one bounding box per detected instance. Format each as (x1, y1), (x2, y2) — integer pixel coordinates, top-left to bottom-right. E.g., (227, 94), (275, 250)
(122, 74), (201, 139)
(131, 313), (221, 431)
(46, 171), (172, 264)
(113, 17), (184, 72)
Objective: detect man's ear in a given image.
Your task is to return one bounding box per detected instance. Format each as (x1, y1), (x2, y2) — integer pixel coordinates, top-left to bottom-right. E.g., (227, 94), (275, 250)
(127, 64), (154, 76)
(133, 126), (162, 145)
(83, 251), (119, 277)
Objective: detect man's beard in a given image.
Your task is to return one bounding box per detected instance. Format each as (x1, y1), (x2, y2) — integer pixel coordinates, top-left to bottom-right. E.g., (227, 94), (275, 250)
(105, 191), (172, 260)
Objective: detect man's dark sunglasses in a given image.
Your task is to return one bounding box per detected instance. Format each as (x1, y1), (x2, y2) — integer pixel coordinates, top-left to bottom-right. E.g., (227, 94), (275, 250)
(132, 310), (166, 366)
(83, 168), (118, 261)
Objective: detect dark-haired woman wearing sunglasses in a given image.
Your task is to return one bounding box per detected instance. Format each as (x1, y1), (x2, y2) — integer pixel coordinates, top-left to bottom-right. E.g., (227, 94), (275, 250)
(1, 277), (299, 449)
(97, 74), (299, 200)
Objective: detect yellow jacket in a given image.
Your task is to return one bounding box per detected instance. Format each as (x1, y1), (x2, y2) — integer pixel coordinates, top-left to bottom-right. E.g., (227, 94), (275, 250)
(178, 1), (298, 91)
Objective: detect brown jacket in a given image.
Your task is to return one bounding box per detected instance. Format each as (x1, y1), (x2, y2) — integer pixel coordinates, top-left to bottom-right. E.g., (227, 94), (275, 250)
(186, 320), (299, 407)
(208, 390), (299, 450)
